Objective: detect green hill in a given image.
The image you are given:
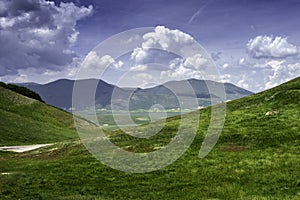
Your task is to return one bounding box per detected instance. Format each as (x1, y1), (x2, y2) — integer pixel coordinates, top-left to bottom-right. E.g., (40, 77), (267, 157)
(0, 81), (44, 103)
(0, 77), (299, 199)
(0, 85), (81, 146)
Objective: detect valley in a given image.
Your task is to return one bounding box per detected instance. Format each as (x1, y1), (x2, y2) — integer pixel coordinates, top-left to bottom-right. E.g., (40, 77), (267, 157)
(0, 77), (299, 199)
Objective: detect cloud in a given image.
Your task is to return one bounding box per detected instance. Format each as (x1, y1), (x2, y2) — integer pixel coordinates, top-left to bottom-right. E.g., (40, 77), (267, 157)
(234, 58), (300, 91)
(219, 74), (231, 83)
(76, 26), (204, 86)
(247, 35), (298, 58)
(239, 57), (246, 65)
(125, 26), (211, 84)
(160, 54), (208, 80)
(131, 48), (147, 63)
(237, 76), (250, 90)
(0, 64), (79, 84)
(82, 51), (123, 73)
(183, 54), (208, 70)
(126, 26), (210, 84)
(265, 60), (300, 89)
(130, 65), (147, 72)
(0, 0), (93, 76)
(222, 63), (229, 69)
(131, 26), (194, 63)
(188, 0), (214, 24)
(143, 26), (194, 50)
(132, 73), (153, 82)
(160, 64), (199, 80)
(114, 72), (155, 88)
(76, 26), (216, 88)
(114, 61), (124, 69)
(83, 53), (114, 70)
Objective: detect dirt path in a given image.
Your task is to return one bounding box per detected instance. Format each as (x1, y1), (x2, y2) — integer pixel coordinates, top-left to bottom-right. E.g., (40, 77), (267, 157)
(0, 144), (53, 153)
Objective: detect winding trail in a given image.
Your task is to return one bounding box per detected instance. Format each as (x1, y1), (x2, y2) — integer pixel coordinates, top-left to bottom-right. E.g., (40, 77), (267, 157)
(0, 144), (53, 153)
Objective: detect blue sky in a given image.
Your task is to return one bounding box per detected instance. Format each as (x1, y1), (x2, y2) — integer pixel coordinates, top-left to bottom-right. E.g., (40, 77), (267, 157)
(0, 0), (299, 92)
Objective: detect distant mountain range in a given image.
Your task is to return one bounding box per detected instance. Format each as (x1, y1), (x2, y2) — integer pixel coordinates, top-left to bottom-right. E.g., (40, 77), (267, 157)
(18, 79), (253, 111)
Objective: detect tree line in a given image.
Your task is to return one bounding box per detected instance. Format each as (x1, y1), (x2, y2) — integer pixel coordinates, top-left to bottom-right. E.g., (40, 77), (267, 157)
(0, 82), (44, 103)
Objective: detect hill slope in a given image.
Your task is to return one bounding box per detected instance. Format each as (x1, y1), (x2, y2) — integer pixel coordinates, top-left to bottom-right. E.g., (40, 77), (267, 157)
(0, 86), (82, 146)
(0, 77), (299, 199)
(219, 76), (299, 146)
(0, 81), (44, 102)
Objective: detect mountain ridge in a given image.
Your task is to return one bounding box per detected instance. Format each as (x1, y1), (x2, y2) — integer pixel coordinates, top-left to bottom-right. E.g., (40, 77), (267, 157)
(17, 78), (253, 110)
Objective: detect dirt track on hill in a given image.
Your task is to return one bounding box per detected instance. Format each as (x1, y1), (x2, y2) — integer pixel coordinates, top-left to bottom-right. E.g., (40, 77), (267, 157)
(0, 144), (53, 153)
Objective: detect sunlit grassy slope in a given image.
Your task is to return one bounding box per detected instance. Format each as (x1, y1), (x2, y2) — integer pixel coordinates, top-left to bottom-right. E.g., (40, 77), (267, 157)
(0, 77), (299, 199)
(0, 86), (80, 145)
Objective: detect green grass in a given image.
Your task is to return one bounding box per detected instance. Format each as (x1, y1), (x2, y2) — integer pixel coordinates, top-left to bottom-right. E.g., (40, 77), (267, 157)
(78, 110), (183, 126)
(0, 77), (299, 199)
(0, 86), (83, 146)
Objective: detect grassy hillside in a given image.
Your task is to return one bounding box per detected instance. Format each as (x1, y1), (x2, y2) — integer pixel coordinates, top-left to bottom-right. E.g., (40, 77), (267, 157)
(0, 82), (44, 103)
(0, 86), (79, 146)
(0, 77), (299, 199)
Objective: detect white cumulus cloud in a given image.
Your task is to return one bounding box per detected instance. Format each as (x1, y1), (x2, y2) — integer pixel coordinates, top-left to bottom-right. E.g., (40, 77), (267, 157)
(131, 26), (194, 63)
(142, 26), (194, 50)
(247, 35), (298, 58)
(160, 55), (207, 80)
(183, 54), (208, 70)
(82, 52), (123, 73)
(265, 60), (300, 89)
(131, 48), (147, 63)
